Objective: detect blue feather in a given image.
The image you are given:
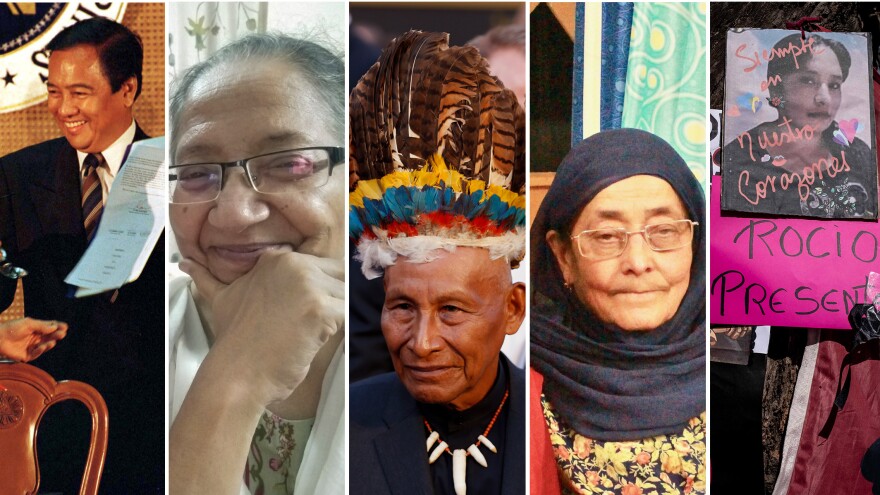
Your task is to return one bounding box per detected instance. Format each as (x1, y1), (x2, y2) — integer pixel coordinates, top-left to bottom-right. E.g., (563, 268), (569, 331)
(415, 187), (441, 215)
(463, 190), (487, 219)
(385, 187), (412, 223)
(363, 198), (387, 228)
(350, 209), (364, 238)
(514, 207), (526, 227)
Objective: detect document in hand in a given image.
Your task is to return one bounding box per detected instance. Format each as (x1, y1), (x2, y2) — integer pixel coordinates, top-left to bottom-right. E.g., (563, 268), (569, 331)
(65, 136), (166, 296)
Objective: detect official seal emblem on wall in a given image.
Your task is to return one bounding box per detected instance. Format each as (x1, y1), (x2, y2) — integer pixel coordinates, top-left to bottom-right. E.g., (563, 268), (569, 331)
(0, 2), (126, 113)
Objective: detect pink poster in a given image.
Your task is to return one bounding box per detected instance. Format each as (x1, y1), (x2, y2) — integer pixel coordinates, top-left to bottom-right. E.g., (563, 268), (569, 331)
(710, 177), (880, 329)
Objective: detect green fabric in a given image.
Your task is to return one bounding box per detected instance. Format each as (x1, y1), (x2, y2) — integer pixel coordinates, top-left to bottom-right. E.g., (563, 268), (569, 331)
(622, 2), (707, 188)
(246, 412), (315, 495)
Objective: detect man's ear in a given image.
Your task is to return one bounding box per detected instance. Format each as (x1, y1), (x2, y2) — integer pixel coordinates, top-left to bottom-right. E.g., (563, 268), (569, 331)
(119, 76), (137, 107)
(546, 230), (575, 286)
(504, 282), (527, 336)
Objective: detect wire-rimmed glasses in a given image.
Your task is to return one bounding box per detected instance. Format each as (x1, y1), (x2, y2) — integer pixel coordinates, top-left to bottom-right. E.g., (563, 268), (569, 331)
(169, 146), (344, 204)
(570, 219), (698, 260)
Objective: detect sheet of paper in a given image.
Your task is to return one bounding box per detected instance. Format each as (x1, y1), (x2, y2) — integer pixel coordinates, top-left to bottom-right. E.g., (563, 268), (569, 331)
(65, 137), (165, 296)
(753, 326), (770, 355)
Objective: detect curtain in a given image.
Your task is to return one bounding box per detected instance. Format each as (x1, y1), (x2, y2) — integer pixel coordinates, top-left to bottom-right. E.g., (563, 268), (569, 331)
(572, 2), (705, 186)
(621, 2), (707, 187)
(168, 2), (265, 79)
(168, 2), (345, 80)
(572, 2), (608, 145)
(600, 2), (633, 131)
(571, 3), (594, 145)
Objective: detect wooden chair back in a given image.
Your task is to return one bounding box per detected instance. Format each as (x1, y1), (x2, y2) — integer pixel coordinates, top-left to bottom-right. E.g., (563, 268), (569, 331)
(0, 360), (108, 495)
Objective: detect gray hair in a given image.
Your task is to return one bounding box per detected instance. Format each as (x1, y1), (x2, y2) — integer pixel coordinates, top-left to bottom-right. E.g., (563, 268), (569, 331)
(169, 33), (344, 158)
(467, 24), (525, 57)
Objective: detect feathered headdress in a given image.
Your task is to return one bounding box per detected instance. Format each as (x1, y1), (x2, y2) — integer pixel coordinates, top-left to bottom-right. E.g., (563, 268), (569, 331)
(350, 30), (525, 279)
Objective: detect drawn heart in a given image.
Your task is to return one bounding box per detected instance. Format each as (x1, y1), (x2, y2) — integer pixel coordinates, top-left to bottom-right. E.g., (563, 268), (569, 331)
(735, 93), (763, 113)
(832, 129), (850, 147)
(761, 154), (771, 162)
(727, 105), (741, 117)
(838, 118), (861, 144)
(750, 96), (762, 113)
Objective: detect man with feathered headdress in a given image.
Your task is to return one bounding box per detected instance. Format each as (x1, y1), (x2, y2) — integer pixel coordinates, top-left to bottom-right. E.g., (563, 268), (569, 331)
(349, 31), (527, 495)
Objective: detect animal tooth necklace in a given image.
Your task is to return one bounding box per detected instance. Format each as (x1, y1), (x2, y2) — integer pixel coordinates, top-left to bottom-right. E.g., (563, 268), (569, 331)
(423, 389), (508, 495)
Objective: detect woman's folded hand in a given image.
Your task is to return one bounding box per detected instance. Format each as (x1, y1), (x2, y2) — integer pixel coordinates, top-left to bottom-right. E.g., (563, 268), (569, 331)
(180, 250), (344, 407)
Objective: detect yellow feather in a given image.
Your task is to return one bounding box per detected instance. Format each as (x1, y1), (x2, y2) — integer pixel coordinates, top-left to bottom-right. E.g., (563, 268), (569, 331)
(358, 179), (383, 200)
(485, 185), (519, 205)
(426, 153), (448, 173)
(443, 170), (464, 193)
(414, 169), (438, 187)
(380, 170), (414, 190)
(350, 187), (366, 208)
(468, 179), (486, 194)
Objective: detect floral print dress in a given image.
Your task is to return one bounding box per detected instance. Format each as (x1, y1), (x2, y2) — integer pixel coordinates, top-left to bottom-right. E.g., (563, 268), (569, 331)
(542, 395), (706, 495)
(244, 411), (315, 495)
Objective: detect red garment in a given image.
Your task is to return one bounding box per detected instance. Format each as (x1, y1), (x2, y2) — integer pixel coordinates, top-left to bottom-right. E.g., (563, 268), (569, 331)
(784, 334), (880, 494)
(530, 368), (562, 495)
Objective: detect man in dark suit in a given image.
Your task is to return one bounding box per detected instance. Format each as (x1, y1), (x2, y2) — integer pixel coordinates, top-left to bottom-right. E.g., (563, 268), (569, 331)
(349, 247), (527, 495)
(348, 29), (527, 494)
(0, 18), (163, 494)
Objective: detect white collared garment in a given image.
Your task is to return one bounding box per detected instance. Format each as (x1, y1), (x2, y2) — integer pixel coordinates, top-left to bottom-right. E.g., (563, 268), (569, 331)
(168, 275), (345, 495)
(76, 119), (137, 200)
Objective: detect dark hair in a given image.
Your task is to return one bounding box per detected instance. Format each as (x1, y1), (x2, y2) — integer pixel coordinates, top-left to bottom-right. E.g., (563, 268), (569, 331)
(169, 33), (344, 157)
(46, 17), (143, 100)
(767, 33), (851, 100)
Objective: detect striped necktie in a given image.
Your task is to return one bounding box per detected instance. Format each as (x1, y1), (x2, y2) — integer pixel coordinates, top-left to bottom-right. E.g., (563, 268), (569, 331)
(81, 153), (105, 240)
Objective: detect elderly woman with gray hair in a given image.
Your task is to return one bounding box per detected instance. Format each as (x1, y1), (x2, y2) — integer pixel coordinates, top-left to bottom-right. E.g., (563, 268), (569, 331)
(167, 33), (346, 495)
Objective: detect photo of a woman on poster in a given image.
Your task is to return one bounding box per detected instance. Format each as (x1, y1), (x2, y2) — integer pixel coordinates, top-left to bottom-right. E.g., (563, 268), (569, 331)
(721, 29), (878, 219)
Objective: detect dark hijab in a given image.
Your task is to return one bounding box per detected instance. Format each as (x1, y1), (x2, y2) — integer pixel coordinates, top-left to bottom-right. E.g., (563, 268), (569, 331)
(531, 128), (706, 441)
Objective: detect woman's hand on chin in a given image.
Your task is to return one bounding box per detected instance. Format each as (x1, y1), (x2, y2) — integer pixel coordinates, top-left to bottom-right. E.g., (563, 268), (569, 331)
(180, 250), (344, 407)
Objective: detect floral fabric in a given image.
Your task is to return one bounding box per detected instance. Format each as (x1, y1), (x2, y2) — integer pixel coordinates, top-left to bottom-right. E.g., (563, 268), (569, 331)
(244, 411), (315, 495)
(542, 395), (706, 495)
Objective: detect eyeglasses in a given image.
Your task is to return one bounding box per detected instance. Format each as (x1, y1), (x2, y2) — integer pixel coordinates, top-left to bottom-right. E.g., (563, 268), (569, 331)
(169, 146), (344, 204)
(570, 219), (698, 260)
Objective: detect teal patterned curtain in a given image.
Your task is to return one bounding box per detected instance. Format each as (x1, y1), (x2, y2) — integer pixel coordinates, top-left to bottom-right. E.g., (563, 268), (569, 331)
(621, 2), (707, 188)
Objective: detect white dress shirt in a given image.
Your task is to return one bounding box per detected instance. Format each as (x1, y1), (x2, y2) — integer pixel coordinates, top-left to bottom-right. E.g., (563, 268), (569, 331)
(76, 119), (137, 200)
